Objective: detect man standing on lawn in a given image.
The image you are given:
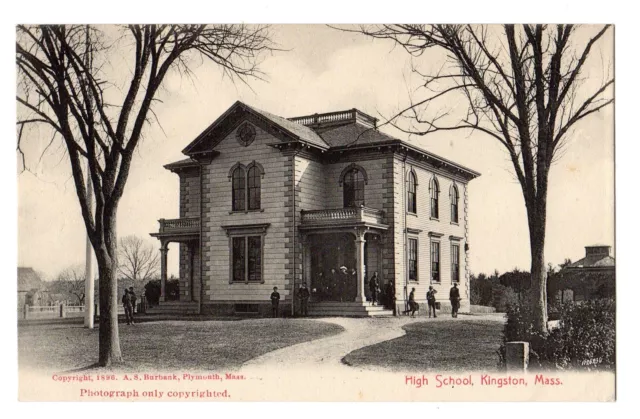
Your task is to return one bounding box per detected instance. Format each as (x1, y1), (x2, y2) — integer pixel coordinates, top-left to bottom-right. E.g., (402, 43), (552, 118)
(409, 287), (417, 318)
(270, 286), (281, 318)
(449, 283), (460, 318)
(122, 289), (134, 325)
(298, 283), (310, 317)
(129, 286), (137, 316)
(427, 286), (438, 318)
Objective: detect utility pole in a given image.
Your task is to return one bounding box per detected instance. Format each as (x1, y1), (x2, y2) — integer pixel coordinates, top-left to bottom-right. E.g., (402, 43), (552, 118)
(84, 166), (95, 328)
(83, 25), (95, 329)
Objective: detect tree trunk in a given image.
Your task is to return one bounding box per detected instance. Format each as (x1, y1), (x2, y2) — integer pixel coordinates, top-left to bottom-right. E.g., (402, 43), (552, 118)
(527, 199), (549, 334)
(95, 228), (123, 367)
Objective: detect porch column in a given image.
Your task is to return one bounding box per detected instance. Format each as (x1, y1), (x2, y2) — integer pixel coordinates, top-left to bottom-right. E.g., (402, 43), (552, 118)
(354, 228), (367, 303)
(160, 242), (168, 302)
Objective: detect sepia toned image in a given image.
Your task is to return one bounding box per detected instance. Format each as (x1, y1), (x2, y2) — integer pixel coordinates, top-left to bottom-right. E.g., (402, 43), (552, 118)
(16, 22), (615, 402)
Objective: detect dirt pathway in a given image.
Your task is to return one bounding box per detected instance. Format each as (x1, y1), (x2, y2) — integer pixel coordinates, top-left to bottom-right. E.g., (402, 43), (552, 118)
(240, 314), (504, 372)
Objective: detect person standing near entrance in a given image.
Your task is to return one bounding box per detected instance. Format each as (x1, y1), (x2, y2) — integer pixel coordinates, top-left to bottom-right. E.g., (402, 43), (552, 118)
(122, 289), (134, 325)
(449, 283), (461, 318)
(427, 286), (438, 318)
(369, 272), (380, 306)
(298, 283), (310, 316)
(270, 286), (281, 318)
(409, 287), (418, 318)
(339, 266), (349, 302)
(129, 287), (137, 316)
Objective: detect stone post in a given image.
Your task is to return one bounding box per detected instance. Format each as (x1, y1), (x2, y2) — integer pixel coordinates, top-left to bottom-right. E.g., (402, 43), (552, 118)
(160, 242), (169, 302)
(354, 228), (367, 303)
(506, 341), (529, 373)
(23, 304), (29, 320)
(60, 303), (66, 318)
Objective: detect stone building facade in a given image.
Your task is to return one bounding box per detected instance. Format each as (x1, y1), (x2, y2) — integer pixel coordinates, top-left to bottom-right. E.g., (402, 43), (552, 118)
(151, 101), (480, 316)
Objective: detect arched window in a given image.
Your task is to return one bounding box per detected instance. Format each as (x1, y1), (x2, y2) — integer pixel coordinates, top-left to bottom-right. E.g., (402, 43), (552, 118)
(343, 168), (365, 207)
(407, 170), (417, 214)
(232, 166), (246, 211)
(429, 177), (439, 219)
(450, 184), (459, 223)
(247, 165), (261, 210)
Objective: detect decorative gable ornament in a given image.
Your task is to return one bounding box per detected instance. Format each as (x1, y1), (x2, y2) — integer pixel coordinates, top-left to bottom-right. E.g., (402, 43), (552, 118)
(236, 122), (256, 147)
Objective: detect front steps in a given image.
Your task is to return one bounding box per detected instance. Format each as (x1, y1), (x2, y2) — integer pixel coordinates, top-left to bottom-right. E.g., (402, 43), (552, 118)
(146, 301), (199, 315)
(308, 301), (394, 317)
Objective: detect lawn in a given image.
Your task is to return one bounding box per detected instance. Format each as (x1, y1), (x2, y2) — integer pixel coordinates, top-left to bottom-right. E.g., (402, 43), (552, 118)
(18, 318), (344, 373)
(342, 319), (503, 372)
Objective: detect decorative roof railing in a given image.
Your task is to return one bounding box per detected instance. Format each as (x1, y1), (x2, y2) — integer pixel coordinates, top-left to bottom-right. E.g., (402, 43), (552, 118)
(289, 109), (378, 129)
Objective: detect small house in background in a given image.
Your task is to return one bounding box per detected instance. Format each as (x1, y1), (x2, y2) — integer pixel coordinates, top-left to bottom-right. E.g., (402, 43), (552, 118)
(17, 267), (45, 309)
(550, 245), (615, 304)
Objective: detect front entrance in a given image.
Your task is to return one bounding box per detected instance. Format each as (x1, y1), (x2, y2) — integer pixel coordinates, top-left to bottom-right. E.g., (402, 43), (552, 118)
(306, 232), (378, 302)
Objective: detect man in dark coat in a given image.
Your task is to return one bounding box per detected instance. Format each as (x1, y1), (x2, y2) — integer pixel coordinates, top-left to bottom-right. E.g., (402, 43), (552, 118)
(270, 286), (280, 318)
(449, 283), (461, 318)
(369, 272), (380, 306)
(427, 286), (438, 318)
(409, 287), (418, 318)
(298, 283), (310, 316)
(129, 286), (137, 315)
(122, 289), (133, 325)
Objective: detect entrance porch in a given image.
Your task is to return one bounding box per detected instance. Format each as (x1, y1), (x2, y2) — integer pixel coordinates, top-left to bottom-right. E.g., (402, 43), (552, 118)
(150, 217), (201, 310)
(299, 207), (393, 316)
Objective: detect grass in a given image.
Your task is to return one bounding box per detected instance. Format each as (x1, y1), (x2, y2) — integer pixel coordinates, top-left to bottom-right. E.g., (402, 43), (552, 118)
(18, 318), (344, 373)
(342, 319), (503, 372)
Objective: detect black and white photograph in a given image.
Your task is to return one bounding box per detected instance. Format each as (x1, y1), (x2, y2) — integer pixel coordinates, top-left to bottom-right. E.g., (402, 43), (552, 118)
(12, 8), (622, 404)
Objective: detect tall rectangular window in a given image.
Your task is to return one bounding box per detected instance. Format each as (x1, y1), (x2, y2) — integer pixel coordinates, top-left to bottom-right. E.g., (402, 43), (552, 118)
(408, 238), (418, 281)
(232, 237), (246, 282)
(247, 236), (262, 282)
(232, 235), (263, 282)
(451, 243), (460, 283)
(431, 241), (440, 282)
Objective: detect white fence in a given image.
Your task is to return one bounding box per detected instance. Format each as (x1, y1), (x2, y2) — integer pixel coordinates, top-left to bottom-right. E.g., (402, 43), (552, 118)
(20, 304), (126, 320)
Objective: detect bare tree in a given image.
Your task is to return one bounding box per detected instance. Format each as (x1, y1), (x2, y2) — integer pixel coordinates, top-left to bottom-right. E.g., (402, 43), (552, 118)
(50, 265), (86, 305)
(16, 24), (276, 366)
(347, 24), (613, 333)
(118, 235), (159, 283)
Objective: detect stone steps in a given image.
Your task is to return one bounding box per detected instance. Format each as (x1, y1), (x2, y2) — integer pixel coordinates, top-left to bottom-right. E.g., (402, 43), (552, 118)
(146, 301), (199, 315)
(308, 302), (394, 317)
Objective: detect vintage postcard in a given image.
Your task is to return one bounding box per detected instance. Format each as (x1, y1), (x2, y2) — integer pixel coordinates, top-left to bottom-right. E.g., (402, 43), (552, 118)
(16, 22), (615, 402)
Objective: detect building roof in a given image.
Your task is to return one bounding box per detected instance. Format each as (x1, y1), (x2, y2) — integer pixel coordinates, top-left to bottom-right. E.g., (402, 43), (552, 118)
(566, 255), (615, 269)
(18, 267), (43, 292)
(178, 101), (480, 179)
(244, 104), (330, 149)
(182, 101), (329, 155)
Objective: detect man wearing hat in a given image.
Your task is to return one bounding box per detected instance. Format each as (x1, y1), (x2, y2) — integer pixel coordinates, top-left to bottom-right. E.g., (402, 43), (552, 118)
(427, 286), (438, 318)
(270, 286), (281, 318)
(298, 283), (310, 316)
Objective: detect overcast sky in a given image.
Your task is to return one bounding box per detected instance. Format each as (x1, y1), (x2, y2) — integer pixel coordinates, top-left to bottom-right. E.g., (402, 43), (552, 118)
(16, 24), (614, 279)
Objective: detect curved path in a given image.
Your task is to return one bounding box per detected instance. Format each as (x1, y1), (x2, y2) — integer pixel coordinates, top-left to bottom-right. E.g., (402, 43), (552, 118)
(240, 314), (504, 372)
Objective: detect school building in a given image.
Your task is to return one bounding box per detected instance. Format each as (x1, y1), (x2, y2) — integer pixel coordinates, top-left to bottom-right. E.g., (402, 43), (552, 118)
(150, 101), (480, 316)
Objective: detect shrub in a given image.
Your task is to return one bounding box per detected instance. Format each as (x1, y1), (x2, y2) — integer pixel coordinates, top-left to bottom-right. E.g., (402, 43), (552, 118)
(498, 298), (615, 371)
(143, 278), (180, 306)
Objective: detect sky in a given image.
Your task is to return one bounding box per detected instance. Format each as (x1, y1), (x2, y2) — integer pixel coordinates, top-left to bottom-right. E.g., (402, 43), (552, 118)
(16, 24), (614, 280)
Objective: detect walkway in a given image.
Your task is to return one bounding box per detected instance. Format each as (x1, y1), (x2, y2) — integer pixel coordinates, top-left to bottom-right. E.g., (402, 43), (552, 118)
(240, 313), (505, 372)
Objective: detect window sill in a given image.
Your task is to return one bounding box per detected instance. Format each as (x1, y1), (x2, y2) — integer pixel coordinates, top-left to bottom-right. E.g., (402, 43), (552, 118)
(230, 281), (266, 284)
(229, 209), (265, 215)
(430, 217), (440, 221)
(450, 221), (459, 226)
(407, 211), (418, 217)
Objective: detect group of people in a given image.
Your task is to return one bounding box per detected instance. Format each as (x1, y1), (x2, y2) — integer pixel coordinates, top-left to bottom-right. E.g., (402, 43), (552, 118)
(121, 287), (137, 325)
(407, 282), (461, 318)
(313, 266), (358, 301)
